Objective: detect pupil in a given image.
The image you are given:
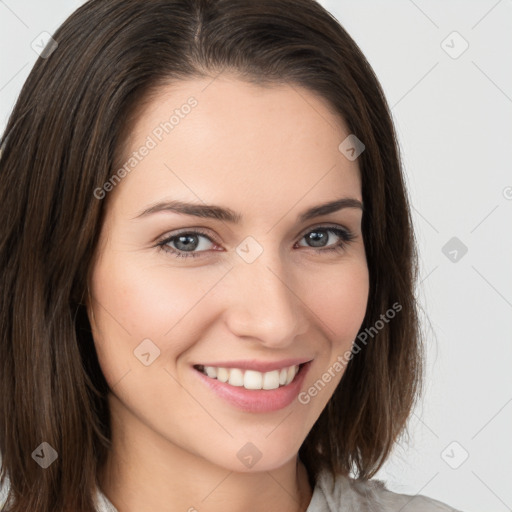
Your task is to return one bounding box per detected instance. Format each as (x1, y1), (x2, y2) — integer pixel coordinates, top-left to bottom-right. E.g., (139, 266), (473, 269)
(176, 234), (198, 251)
(308, 230), (326, 248)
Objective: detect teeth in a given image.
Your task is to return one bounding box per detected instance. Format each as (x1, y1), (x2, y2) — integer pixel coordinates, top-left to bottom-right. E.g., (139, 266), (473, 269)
(205, 366), (217, 378)
(286, 365), (295, 383)
(201, 364), (301, 390)
(263, 370), (280, 390)
(217, 367), (229, 383)
(228, 368), (244, 387)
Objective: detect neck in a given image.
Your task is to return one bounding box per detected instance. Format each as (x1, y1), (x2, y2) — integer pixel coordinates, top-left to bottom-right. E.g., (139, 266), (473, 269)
(98, 395), (313, 512)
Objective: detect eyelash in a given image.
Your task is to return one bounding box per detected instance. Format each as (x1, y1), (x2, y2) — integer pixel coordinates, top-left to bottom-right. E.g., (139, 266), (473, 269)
(156, 226), (356, 259)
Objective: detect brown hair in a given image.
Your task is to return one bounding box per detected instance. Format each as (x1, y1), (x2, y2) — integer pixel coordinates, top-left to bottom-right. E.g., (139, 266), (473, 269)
(0, 0), (423, 510)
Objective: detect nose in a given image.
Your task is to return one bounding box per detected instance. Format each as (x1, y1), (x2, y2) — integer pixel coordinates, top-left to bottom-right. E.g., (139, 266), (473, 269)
(222, 251), (309, 349)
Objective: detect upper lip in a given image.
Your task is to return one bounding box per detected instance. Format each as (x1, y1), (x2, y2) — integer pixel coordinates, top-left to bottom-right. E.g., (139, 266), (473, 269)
(194, 358), (312, 373)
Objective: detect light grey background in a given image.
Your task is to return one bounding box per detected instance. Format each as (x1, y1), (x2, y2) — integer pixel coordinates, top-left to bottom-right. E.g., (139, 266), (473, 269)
(1, 1), (511, 511)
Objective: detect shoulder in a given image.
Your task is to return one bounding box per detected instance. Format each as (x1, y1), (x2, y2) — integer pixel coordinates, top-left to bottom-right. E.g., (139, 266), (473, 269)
(0, 464), (115, 512)
(0, 473), (10, 509)
(313, 470), (464, 512)
(94, 488), (118, 512)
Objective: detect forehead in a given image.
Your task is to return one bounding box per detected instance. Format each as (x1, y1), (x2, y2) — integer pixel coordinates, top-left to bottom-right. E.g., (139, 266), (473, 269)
(110, 75), (362, 221)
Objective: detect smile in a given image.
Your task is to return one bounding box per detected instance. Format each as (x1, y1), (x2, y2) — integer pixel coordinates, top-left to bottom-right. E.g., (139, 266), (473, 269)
(194, 364), (301, 390)
(193, 360), (312, 412)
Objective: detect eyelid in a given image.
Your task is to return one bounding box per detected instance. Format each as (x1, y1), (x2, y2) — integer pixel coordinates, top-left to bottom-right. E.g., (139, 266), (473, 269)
(155, 222), (356, 258)
(155, 227), (220, 256)
(297, 222), (352, 238)
(156, 222), (353, 245)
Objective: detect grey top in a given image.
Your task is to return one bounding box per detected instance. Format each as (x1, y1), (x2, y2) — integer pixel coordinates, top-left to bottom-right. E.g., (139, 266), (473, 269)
(1, 467), (462, 511)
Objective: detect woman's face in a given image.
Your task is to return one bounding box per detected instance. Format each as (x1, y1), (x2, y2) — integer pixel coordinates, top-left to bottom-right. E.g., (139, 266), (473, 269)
(88, 75), (369, 473)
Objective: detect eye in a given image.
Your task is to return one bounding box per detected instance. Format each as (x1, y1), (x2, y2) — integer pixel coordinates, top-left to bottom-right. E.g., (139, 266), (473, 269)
(296, 226), (356, 254)
(156, 225), (356, 259)
(157, 229), (216, 258)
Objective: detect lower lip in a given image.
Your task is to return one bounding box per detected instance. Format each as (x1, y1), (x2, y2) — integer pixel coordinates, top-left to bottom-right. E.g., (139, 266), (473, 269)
(194, 362), (311, 413)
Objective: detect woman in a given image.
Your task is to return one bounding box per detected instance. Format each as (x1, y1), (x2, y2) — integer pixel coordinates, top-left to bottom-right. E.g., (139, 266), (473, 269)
(0, 0), (463, 511)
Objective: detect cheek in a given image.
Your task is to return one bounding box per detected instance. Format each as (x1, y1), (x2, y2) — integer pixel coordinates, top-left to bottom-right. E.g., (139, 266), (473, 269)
(295, 259), (368, 421)
(307, 258), (369, 346)
(88, 252), (227, 378)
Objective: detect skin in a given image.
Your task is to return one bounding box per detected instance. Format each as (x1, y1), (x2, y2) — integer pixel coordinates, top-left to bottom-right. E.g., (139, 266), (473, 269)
(88, 74), (369, 512)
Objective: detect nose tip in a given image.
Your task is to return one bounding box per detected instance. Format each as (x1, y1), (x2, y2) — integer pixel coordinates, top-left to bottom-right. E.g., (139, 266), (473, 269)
(224, 261), (308, 348)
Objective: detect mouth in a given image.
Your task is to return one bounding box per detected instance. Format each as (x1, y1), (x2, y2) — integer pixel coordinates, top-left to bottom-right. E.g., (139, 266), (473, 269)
(193, 360), (312, 413)
(193, 363), (306, 390)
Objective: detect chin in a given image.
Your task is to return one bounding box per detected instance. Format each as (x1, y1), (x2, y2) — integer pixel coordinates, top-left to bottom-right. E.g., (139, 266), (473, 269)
(202, 434), (305, 475)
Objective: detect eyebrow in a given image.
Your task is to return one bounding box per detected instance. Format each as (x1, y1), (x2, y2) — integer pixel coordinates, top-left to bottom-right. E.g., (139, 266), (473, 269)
(134, 197), (363, 223)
